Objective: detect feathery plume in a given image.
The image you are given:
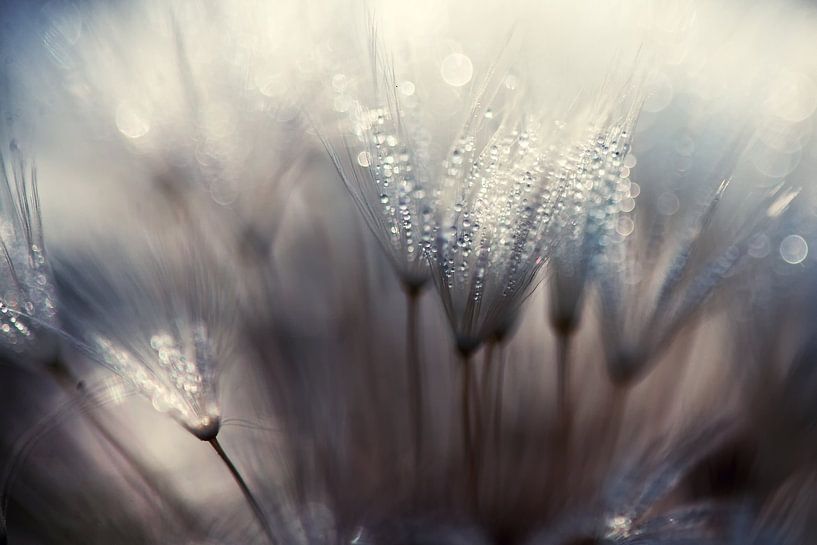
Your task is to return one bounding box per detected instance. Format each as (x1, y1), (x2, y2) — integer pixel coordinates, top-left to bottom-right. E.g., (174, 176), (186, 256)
(0, 143), (59, 365)
(53, 230), (232, 440)
(594, 147), (801, 387)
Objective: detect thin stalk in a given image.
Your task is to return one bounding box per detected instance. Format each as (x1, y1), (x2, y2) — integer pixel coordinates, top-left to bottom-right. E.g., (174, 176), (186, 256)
(404, 285), (423, 474)
(480, 342), (494, 442)
(556, 332), (572, 435)
(209, 437), (276, 545)
(479, 342), (494, 484)
(460, 351), (478, 509)
(493, 342), (506, 451)
(493, 341), (506, 501)
(601, 384), (631, 475)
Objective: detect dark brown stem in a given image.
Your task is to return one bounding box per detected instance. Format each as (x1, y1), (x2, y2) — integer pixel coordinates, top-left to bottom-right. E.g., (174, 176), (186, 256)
(460, 351), (478, 509)
(601, 384), (631, 475)
(209, 437), (276, 544)
(480, 342), (494, 441)
(494, 342), (506, 446)
(493, 342), (506, 501)
(556, 332), (572, 434)
(405, 287), (423, 474)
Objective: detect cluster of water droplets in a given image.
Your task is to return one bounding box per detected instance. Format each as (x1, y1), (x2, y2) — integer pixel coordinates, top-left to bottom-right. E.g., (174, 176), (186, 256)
(590, 129), (804, 385)
(94, 322), (220, 438)
(0, 166), (59, 361)
(563, 123), (637, 271)
(426, 120), (567, 345)
(0, 240), (57, 351)
(335, 83), (434, 286)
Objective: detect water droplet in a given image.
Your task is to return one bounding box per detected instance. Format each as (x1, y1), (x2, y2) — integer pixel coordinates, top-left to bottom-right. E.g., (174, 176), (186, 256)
(440, 53), (473, 87)
(357, 151), (371, 167)
(399, 80), (415, 96)
(616, 216), (635, 237)
(780, 234), (808, 264)
(657, 192), (679, 215)
(115, 103), (150, 139)
(331, 73), (348, 92)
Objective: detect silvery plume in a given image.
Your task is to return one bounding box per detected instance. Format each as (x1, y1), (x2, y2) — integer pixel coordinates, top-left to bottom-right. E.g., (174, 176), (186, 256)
(323, 43), (434, 290)
(426, 111), (565, 354)
(53, 229), (234, 440)
(593, 137), (801, 387)
(0, 143), (59, 365)
(547, 115), (639, 339)
(541, 110), (642, 420)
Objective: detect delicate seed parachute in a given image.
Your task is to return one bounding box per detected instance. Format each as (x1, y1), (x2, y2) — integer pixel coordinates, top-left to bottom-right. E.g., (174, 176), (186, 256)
(323, 41), (435, 289)
(427, 112), (563, 352)
(0, 144), (59, 365)
(53, 230), (234, 439)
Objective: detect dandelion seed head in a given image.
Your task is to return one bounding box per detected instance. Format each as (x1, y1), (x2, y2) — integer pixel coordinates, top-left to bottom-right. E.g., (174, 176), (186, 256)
(427, 115), (572, 343)
(54, 227), (234, 438)
(96, 329), (221, 437)
(327, 60), (436, 285)
(0, 152), (60, 362)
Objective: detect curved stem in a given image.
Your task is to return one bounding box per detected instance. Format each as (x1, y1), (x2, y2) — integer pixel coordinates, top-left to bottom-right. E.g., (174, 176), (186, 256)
(209, 437), (276, 545)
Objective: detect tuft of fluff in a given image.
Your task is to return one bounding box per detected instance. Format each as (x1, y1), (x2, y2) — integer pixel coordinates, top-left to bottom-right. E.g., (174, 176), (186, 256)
(53, 229), (235, 440)
(594, 157), (801, 386)
(0, 143), (59, 365)
(426, 111), (561, 353)
(322, 33), (436, 289)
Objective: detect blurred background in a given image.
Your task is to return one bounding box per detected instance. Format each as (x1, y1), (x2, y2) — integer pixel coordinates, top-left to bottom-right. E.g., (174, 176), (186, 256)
(0, 0), (817, 544)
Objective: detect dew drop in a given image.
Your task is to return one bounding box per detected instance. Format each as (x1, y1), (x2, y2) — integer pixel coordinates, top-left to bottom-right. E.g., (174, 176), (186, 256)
(357, 151), (371, 167)
(115, 103), (150, 139)
(331, 73), (348, 92)
(780, 234), (808, 264)
(657, 192), (679, 215)
(616, 216), (635, 237)
(399, 80), (416, 96)
(441, 53), (473, 87)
